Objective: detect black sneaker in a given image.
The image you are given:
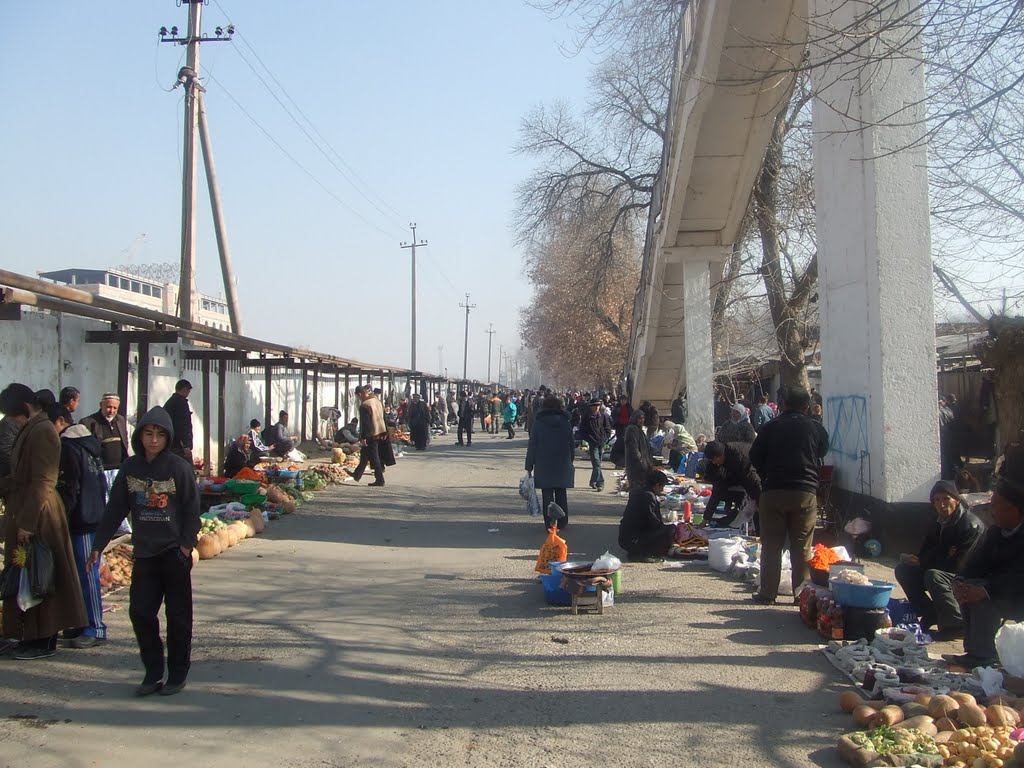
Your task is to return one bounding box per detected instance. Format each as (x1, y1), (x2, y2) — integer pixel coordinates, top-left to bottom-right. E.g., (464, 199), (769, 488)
(14, 646), (55, 661)
(69, 635), (105, 649)
(135, 679), (164, 697)
(159, 680), (187, 696)
(751, 593), (776, 605)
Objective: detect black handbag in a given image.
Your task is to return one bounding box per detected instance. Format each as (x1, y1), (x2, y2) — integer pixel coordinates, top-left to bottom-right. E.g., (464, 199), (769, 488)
(27, 538), (54, 598)
(0, 566), (20, 599)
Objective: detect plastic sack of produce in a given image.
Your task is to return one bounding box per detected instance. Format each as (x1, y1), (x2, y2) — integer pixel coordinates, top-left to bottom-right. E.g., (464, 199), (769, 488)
(593, 551), (622, 571)
(518, 474), (540, 517)
(996, 624), (1024, 678)
(534, 527), (568, 575)
(708, 536), (746, 572)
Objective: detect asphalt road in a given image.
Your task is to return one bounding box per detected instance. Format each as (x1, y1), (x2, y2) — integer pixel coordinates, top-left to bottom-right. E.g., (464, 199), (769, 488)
(0, 431), (871, 768)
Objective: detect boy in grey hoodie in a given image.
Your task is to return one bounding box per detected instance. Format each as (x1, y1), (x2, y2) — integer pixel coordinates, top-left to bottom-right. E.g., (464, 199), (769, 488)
(89, 406), (200, 696)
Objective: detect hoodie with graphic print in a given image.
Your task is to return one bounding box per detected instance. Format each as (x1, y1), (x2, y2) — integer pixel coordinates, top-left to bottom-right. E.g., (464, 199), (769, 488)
(93, 406), (201, 558)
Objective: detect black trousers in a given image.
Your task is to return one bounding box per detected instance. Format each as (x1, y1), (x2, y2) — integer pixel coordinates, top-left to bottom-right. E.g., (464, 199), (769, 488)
(353, 441), (384, 480)
(505, 421), (515, 439)
(610, 426), (626, 467)
(620, 525), (674, 559)
(541, 487), (568, 529)
(458, 421), (473, 445)
(129, 549), (193, 684)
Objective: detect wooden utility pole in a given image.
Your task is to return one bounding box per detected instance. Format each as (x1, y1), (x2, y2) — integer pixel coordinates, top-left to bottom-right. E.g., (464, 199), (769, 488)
(400, 224), (427, 371)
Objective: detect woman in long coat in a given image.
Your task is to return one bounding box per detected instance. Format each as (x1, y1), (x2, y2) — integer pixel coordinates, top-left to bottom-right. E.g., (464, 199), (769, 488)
(407, 394), (430, 451)
(525, 395), (575, 530)
(624, 409), (654, 490)
(0, 384), (86, 659)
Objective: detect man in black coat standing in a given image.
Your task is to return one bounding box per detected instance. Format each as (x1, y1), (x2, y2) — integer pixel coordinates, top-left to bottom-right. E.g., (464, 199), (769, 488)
(162, 379), (194, 464)
(749, 386), (829, 604)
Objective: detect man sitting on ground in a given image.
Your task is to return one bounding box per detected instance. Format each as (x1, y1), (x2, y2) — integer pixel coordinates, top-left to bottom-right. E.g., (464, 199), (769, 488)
(265, 411), (297, 457)
(894, 481), (983, 641)
(334, 418), (361, 452)
(701, 440), (762, 530)
(942, 447), (1024, 668)
(248, 419), (270, 459)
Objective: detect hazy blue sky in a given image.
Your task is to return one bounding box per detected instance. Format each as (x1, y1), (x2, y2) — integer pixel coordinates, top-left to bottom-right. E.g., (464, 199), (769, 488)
(0, 1), (597, 380)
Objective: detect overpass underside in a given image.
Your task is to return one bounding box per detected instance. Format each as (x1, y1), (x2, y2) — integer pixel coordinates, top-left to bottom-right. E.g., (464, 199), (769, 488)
(626, 0), (941, 503)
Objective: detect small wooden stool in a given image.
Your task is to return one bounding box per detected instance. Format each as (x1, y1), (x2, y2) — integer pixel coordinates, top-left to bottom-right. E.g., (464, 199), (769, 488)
(571, 590), (604, 615)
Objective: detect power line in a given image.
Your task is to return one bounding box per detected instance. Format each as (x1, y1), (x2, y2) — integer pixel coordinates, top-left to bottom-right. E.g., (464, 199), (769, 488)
(203, 72), (398, 239)
(210, 0), (409, 233)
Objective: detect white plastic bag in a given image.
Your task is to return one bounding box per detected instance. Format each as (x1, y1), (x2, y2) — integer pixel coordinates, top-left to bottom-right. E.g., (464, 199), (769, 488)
(732, 495), (759, 529)
(996, 624), (1024, 677)
(17, 569), (41, 612)
(709, 537), (746, 573)
(593, 551), (622, 571)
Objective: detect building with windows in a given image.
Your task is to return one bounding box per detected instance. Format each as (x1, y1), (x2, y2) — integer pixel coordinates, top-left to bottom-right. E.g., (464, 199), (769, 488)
(38, 268), (232, 332)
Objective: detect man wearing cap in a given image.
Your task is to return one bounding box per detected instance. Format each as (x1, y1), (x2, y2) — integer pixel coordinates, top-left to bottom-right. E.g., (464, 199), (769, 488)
(162, 380), (194, 463)
(942, 449), (1024, 667)
(79, 394), (131, 470)
(352, 385), (387, 486)
(578, 398), (612, 491)
(894, 481), (984, 641)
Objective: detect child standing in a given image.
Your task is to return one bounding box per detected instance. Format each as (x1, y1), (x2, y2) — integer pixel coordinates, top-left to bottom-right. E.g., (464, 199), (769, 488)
(89, 406), (200, 696)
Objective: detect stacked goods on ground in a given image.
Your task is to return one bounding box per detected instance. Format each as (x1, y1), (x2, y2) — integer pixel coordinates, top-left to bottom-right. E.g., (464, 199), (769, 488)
(838, 690), (1024, 767)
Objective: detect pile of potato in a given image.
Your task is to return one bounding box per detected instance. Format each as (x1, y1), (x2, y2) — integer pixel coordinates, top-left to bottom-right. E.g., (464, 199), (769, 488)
(100, 544), (134, 590)
(840, 690), (1024, 766)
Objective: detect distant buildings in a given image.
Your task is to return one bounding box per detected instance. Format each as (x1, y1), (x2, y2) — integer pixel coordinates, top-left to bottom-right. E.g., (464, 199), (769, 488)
(38, 267), (232, 332)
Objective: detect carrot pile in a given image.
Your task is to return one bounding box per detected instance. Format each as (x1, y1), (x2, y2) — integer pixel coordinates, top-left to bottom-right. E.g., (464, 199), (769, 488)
(808, 543), (842, 570)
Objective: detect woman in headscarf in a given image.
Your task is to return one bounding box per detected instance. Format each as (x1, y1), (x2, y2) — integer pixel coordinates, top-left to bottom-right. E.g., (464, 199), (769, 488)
(0, 384), (85, 660)
(662, 420), (698, 473)
(624, 410), (654, 490)
(716, 402), (756, 444)
(525, 395), (575, 530)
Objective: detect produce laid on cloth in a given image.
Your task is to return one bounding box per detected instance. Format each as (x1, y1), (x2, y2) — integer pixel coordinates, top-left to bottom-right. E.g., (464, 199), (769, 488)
(835, 685), (1024, 767)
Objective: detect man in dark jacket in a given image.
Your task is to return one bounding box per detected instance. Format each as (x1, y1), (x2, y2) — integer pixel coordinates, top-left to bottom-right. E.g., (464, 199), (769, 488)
(579, 398), (612, 491)
(53, 418), (109, 648)
(265, 411), (297, 456)
(457, 392), (475, 446)
(702, 441), (762, 530)
(609, 394), (632, 469)
(89, 406), (200, 696)
(162, 380), (194, 463)
(79, 393), (130, 470)
(894, 481), (983, 640)
(670, 392), (687, 424)
(749, 386), (830, 604)
(942, 455), (1024, 668)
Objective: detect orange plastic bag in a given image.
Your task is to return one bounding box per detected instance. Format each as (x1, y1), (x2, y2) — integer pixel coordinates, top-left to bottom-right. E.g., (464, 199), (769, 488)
(535, 527), (568, 574)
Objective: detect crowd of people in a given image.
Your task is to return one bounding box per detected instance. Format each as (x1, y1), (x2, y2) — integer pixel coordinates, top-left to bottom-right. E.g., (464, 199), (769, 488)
(1, 370), (1020, 694)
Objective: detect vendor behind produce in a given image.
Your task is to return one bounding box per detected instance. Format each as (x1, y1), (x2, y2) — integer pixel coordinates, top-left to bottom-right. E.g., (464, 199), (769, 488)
(334, 418), (360, 446)
(222, 433), (258, 478)
(941, 449), (1024, 668)
(618, 469), (682, 562)
(247, 419), (270, 459)
(893, 480), (983, 641)
(701, 440), (762, 531)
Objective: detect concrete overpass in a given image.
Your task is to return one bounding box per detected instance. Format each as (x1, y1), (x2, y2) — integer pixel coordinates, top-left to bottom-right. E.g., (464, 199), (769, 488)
(626, 0), (940, 504)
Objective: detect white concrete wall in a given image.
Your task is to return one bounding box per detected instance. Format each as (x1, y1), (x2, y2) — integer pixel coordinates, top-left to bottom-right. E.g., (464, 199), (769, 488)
(812, 0), (939, 502)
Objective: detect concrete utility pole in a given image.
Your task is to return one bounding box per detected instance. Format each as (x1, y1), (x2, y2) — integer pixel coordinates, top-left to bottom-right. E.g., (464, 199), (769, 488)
(400, 224), (427, 371)
(160, 4), (233, 324)
(459, 293), (476, 381)
(485, 324), (496, 382)
(497, 344), (503, 386)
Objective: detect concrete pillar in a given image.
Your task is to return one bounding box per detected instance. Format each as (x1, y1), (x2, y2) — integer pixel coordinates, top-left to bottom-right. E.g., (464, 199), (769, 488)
(681, 257), (716, 440)
(811, 0), (938, 502)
